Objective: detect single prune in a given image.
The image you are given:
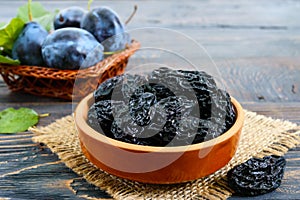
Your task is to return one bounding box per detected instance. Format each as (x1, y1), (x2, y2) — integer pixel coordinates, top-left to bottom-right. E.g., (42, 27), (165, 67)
(54, 6), (86, 30)
(87, 103), (102, 133)
(227, 155), (286, 196)
(12, 22), (48, 66)
(88, 100), (123, 139)
(129, 91), (156, 126)
(88, 68), (236, 146)
(121, 74), (147, 99)
(94, 75), (124, 102)
(41, 28), (104, 69)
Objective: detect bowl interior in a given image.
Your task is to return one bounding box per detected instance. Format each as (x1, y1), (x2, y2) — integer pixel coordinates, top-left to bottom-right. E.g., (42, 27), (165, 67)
(75, 92), (244, 153)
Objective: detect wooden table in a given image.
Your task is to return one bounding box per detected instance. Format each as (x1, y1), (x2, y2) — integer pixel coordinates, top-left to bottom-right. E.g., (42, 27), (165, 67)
(1, 0), (299, 199)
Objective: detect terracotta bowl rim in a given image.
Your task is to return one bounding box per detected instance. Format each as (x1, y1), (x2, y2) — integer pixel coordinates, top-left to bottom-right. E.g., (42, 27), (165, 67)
(74, 93), (244, 153)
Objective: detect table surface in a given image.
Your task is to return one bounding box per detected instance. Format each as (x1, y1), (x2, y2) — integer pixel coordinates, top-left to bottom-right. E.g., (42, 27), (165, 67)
(0, 0), (300, 199)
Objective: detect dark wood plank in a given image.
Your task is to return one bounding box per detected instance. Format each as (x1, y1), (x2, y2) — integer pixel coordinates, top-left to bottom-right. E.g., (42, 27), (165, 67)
(2, 60), (299, 103)
(1, 1), (299, 103)
(1, 1), (299, 61)
(2, 0), (300, 28)
(0, 132), (111, 200)
(219, 59), (300, 102)
(242, 102), (300, 124)
(0, 103), (299, 199)
(0, 0), (299, 199)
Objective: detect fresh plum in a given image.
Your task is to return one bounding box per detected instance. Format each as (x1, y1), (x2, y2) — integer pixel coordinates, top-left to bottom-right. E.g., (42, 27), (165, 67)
(81, 6), (130, 52)
(12, 22), (48, 66)
(41, 28), (104, 69)
(54, 6), (86, 30)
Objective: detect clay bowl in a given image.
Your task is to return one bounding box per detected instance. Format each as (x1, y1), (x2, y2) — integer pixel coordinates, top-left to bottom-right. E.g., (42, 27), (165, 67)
(74, 93), (244, 184)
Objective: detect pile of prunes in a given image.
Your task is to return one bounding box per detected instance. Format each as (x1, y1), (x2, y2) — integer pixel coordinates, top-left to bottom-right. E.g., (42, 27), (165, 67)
(88, 67), (236, 147)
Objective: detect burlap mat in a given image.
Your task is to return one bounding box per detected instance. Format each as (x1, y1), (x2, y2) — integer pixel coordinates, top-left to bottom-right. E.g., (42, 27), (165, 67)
(30, 110), (300, 199)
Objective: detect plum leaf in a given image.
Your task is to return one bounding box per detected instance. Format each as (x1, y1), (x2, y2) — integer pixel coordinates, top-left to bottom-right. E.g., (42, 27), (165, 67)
(17, 2), (59, 31)
(0, 22), (6, 28)
(17, 2), (48, 20)
(0, 107), (39, 134)
(0, 18), (25, 52)
(0, 55), (20, 65)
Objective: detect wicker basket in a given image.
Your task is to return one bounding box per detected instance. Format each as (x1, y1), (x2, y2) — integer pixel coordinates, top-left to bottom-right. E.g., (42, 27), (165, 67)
(0, 40), (140, 101)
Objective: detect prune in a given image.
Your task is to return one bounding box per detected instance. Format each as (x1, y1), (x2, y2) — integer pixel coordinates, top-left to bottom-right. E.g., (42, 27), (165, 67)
(91, 78), (181, 146)
(129, 91), (156, 126)
(88, 67), (236, 146)
(54, 6), (86, 30)
(80, 6), (130, 52)
(94, 75), (124, 101)
(227, 155), (286, 196)
(12, 22), (48, 66)
(109, 96), (179, 147)
(88, 100), (120, 139)
(41, 28), (104, 69)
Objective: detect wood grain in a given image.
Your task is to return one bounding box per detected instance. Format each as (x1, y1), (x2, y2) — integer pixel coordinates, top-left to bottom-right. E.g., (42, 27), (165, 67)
(0, 103), (299, 199)
(1, 60), (299, 103)
(0, 132), (111, 199)
(0, 0), (299, 199)
(219, 58), (300, 102)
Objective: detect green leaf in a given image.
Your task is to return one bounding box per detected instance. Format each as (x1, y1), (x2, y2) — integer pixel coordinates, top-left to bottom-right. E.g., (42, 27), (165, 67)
(0, 22), (6, 29)
(0, 108), (39, 134)
(0, 18), (25, 52)
(88, 0), (94, 11)
(35, 11), (58, 32)
(17, 2), (49, 22)
(16, 2), (58, 31)
(0, 55), (20, 65)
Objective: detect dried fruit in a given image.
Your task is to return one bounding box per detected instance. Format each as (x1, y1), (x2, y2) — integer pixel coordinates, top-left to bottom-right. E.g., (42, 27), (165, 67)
(88, 67), (236, 146)
(227, 155), (286, 196)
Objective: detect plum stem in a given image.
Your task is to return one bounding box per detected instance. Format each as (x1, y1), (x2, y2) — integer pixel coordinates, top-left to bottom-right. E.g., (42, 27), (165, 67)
(87, 0), (93, 11)
(103, 49), (123, 55)
(38, 113), (50, 118)
(28, 0), (33, 21)
(125, 5), (138, 25)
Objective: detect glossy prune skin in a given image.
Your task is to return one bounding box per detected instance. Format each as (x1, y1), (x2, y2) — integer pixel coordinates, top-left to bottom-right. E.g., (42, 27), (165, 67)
(12, 22), (48, 66)
(80, 7), (129, 52)
(94, 75), (125, 102)
(228, 155), (286, 196)
(148, 68), (236, 143)
(41, 28), (104, 69)
(88, 68), (236, 146)
(88, 100), (116, 139)
(54, 6), (86, 30)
